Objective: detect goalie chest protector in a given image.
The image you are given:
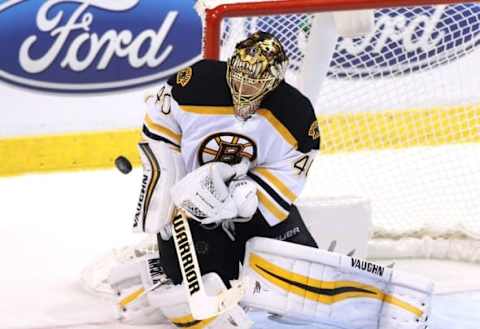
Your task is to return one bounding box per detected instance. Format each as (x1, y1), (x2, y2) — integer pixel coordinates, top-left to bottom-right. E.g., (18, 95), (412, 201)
(168, 60), (319, 154)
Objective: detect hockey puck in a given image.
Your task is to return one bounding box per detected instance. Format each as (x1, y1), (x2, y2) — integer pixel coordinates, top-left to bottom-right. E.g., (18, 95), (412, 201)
(115, 156), (132, 174)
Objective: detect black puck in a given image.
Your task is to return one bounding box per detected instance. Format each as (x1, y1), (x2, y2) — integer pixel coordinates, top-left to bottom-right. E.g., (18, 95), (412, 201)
(115, 156), (132, 174)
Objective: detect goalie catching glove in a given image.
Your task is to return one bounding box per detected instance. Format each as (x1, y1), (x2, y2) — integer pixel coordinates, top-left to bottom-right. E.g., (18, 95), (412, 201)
(171, 158), (257, 225)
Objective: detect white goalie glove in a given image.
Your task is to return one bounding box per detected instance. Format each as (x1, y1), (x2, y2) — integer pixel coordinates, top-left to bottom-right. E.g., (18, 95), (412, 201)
(171, 158), (256, 225)
(134, 140), (186, 239)
(228, 178), (258, 219)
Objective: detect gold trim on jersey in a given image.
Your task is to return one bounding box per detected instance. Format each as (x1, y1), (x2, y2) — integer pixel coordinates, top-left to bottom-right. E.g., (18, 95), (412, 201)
(144, 114), (181, 144)
(249, 253), (424, 317)
(180, 105), (235, 115)
(256, 109), (298, 149)
(178, 106), (299, 150)
(170, 314), (216, 329)
(254, 167), (297, 202)
(257, 190), (289, 222)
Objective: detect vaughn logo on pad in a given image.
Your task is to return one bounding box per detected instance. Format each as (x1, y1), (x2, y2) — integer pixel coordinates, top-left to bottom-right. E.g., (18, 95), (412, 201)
(0, 0), (202, 92)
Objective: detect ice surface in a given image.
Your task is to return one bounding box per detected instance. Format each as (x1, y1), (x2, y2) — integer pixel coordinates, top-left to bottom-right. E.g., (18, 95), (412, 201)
(0, 170), (479, 329)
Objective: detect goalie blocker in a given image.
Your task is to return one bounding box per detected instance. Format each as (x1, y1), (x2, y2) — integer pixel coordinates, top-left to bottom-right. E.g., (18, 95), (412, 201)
(240, 237), (433, 329)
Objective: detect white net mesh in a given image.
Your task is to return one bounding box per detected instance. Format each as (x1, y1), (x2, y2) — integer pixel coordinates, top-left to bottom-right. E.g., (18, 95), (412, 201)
(201, 1), (480, 259)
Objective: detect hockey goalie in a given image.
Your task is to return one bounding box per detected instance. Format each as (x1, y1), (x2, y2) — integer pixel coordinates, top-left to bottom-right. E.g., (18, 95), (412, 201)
(107, 30), (434, 329)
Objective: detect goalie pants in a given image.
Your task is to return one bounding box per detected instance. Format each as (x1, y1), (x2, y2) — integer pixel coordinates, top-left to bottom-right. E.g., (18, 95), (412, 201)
(157, 205), (318, 286)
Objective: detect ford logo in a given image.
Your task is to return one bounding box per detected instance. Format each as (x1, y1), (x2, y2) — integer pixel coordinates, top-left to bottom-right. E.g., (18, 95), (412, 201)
(0, 0), (202, 93)
(332, 4), (480, 77)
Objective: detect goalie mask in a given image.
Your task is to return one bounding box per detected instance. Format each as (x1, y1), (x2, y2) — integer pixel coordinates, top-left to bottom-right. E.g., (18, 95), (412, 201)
(227, 31), (288, 120)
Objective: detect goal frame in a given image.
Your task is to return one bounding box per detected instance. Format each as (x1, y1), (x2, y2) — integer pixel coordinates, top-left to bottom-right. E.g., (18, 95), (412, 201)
(198, 0), (480, 265)
(203, 0), (472, 59)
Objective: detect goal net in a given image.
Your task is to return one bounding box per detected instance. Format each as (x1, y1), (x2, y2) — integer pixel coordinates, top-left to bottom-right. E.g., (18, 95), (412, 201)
(198, 0), (480, 262)
(82, 0), (480, 296)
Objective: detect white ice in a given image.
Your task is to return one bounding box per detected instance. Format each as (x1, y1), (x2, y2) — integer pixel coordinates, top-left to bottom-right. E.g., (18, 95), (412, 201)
(0, 169), (479, 329)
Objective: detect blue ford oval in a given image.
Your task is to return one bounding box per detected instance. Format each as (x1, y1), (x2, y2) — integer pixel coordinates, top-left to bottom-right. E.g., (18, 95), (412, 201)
(0, 0), (202, 93)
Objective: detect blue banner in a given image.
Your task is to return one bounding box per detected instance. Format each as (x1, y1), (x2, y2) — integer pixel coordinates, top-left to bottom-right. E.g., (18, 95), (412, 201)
(0, 0), (202, 93)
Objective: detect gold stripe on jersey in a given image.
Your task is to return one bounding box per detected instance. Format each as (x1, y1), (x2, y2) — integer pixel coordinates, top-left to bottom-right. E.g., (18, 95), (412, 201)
(180, 105), (235, 115)
(178, 106), (299, 150)
(256, 109), (298, 149)
(144, 114), (181, 144)
(249, 253), (424, 317)
(255, 167), (297, 202)
(257, 190), (289, 222)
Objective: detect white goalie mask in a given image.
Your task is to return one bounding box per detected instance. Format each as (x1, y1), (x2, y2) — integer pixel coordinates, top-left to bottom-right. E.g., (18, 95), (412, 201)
(227, 31), (288, 120)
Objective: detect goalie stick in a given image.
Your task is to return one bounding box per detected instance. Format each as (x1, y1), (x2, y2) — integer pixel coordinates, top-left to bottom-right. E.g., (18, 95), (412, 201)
(171, 209), (245, 320)
(114, 156), (245, 319)
(117, 211), (245, 320)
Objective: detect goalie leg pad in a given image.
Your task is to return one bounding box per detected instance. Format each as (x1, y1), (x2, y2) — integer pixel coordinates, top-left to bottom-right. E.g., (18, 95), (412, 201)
(108, 254), (170, 325)
(240, 237), (433, 329)
(148, 272), (253, 329)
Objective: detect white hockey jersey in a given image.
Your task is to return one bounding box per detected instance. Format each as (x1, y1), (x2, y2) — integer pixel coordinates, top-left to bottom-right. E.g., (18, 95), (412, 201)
(142, 60), (319, 226)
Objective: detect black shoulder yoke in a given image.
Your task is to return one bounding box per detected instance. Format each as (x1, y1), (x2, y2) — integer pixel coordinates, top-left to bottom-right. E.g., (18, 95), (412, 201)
(167, 60), (320, 152)
(261, 82), (320, 153)
(167, 59), (233, 106)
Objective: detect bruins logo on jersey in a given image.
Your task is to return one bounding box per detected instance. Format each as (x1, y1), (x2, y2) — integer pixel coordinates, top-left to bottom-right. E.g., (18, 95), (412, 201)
(308, 120), (320, 140)
(198, 133), (257, 165)
(176, 67), (192, 87)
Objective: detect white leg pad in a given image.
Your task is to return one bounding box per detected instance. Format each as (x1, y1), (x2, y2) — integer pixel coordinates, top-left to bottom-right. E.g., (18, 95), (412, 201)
(240, 237), (433, 329)
(149, 273), (253, 329)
